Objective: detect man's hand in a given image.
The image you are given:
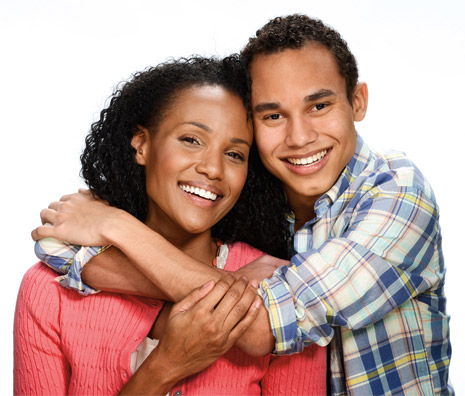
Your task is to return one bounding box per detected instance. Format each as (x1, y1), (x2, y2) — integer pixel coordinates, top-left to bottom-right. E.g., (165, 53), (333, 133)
(234, 254), (290, 282)
(31, 189), (126, 246)
(119, 274), (261, 395)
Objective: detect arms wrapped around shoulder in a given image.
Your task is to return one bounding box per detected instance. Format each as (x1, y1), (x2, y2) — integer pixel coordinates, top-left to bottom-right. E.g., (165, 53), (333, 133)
(34, 237), (107, 295)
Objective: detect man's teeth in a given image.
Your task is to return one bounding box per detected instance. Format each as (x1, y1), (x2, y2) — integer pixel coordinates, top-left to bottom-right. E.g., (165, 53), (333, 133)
(180, 185), (218, 201)
(287, 149), (328, 166)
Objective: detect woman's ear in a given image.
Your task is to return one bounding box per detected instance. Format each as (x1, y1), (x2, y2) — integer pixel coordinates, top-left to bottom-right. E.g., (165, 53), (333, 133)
(352, 82), (368, 122)
(131, 126), (151, 166)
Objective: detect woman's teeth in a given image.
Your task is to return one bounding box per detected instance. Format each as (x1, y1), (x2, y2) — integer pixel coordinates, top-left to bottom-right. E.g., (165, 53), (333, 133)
(179, 184), (218, 201)
(287, 149), (328, 166)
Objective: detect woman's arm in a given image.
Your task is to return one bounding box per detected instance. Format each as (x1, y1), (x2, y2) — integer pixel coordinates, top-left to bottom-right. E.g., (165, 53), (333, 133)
(120, 275), (262, 395)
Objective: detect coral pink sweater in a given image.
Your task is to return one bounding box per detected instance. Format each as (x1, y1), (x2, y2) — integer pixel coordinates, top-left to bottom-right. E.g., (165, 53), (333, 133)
(14, 242), (326, 395)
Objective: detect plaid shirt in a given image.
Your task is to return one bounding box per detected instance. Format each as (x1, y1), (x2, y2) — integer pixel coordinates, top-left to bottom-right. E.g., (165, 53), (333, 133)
(34, 238), (106, 295)
(258, 135), (453, 395)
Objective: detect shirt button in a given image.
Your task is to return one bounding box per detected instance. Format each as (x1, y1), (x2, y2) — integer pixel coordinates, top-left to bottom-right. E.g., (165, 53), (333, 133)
(173, 391), (182, 396)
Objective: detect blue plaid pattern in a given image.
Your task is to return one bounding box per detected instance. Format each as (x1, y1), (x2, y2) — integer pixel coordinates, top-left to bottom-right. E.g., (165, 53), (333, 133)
(35, 238), (107, 295)
(259, 135), (453, 395)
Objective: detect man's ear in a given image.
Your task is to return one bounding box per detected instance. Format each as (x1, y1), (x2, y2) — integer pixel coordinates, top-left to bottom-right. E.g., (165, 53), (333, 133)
(352, 82), (368, 122)
(131, 126), (151, 166)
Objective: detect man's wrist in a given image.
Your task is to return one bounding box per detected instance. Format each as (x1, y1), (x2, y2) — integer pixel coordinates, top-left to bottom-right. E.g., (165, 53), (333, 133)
(105, 209), (140, 247)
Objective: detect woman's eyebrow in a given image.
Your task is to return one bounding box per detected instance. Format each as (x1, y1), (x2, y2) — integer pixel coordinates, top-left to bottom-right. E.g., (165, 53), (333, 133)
(230, 138), (251, 147)
(181, 121), (212, 132)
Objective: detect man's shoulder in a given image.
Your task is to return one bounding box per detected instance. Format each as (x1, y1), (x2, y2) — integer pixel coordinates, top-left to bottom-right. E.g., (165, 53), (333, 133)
(364, 148), (434, 198)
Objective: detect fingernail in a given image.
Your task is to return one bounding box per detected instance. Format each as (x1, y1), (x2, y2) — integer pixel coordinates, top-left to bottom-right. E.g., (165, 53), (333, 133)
(202, 280), (214, 288)
(254, 300), (261, 309)
(250, 280), (258, 288)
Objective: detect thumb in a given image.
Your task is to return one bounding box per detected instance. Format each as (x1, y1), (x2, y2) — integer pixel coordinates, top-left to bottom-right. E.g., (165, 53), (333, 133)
(171, 280), (215, 315)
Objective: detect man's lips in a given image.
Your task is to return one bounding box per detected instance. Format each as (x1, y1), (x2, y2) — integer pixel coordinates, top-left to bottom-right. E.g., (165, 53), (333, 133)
(285, 149), (328, 166)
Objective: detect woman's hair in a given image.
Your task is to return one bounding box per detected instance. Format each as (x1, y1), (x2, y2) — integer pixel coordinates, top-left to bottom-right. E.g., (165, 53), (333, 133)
(81, 55), (290, 258)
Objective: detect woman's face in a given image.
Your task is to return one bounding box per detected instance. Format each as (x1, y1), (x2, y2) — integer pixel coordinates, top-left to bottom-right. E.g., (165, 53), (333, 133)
(135, 85), (252, 239)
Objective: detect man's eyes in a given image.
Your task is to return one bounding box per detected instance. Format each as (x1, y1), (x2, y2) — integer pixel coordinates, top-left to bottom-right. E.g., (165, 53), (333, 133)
(264, 113), (282, 120)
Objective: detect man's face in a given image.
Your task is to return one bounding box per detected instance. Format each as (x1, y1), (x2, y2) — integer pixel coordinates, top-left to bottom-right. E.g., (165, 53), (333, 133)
(250, 44), (367, 213)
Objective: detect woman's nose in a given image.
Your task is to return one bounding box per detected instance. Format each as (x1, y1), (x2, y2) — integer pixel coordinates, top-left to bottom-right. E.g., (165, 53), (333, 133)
(195, 152), (223, 180)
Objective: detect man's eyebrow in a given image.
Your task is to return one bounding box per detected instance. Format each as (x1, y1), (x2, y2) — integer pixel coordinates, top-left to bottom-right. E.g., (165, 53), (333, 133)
(304, 89), (336, 102)
(253, 102), (281, 113)
(181, 121), (212, 132)
(253, 89), (336, 113)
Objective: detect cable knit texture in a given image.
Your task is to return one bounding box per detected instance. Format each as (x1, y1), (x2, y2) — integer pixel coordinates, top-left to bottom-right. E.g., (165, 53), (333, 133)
(14, 242), (326, 395)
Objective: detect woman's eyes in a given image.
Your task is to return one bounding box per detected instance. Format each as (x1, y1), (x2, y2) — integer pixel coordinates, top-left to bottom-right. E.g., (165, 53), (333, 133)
(179, 135), (245, 162)
(226, 151), (245, 162)
(179, 135), (201, 145)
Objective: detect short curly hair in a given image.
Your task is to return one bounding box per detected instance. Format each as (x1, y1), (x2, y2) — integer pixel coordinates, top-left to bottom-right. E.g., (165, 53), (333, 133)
(81, 56), (290, 258)
(241, 14), (359, 103)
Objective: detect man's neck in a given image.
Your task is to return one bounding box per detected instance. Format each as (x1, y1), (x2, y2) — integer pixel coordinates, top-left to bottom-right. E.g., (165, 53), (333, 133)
(285, 190), (319, 232)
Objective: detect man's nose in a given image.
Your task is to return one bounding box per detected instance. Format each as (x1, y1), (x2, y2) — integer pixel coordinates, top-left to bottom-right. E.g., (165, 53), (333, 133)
(285, 117), (318, 148)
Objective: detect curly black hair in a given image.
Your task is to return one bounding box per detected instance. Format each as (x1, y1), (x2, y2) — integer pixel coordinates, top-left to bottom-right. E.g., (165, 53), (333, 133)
(81, 55), (290, 258)
(241, 14), (359, 103)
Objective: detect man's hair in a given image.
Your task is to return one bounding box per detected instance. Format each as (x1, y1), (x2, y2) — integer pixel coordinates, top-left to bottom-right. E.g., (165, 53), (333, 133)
(241, 14), (359, 103)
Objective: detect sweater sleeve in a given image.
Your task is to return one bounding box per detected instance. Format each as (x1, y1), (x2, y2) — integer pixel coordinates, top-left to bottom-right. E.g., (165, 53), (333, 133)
(14, 263), (71, 395)
(260, 341), (327, 395)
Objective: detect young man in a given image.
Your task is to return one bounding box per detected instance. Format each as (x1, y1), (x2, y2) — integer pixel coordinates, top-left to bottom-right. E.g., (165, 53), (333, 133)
(32, 14), (452, 395)
(240, 15), (452, 395)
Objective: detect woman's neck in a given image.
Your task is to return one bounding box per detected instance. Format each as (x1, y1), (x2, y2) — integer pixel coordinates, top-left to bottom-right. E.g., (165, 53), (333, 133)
(145, 217), (217, 266)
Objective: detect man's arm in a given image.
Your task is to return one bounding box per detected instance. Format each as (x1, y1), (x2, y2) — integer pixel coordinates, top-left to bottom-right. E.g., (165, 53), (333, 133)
(92, 214), (275, 356)
(33, 191), (276, 355)
(260, 186), (443, 354)
(120, 275), (263, 395)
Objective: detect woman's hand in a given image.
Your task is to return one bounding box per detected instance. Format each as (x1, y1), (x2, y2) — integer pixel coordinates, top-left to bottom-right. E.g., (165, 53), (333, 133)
(119, 274), (262, 395)
(31, 189), (126, 246)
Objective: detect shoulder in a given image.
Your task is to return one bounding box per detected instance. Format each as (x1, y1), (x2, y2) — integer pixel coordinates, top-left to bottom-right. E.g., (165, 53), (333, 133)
(15, 262), (66, 328)
(225, 242), (266, 271)
(360, 149), (436, 201)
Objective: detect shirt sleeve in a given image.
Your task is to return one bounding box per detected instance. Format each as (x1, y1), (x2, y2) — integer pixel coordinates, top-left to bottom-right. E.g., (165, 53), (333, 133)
(35, 237), (108, 295)
(259, 186), (443, 354)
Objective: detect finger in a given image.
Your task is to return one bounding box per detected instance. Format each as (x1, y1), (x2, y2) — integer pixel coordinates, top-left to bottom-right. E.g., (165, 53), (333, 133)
(171, 280), (215, 315)
(39, 208), (57, 225)
(31, 224), (55, 241)
(194, 274), (237, 311)
(78, 188), (91, 195)
(227, 296), (262, 343)
(59, 193), (73, 202)
(221, 281), (259, 330)
(48, 201), (61, 210)
(211, 277), (249, 324)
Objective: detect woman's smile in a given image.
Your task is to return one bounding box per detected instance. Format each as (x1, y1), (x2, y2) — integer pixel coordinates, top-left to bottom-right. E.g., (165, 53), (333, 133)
(134, 85), (252, 237)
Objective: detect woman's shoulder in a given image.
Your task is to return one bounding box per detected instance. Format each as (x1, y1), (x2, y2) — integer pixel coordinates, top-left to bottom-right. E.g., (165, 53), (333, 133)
(225, 242), (266, 271)
(19, 261), (64, 295)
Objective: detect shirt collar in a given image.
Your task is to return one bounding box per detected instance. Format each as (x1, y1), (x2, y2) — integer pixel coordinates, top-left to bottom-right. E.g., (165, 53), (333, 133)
(286, 134), (373, 228)
(323, 134), (372, 205)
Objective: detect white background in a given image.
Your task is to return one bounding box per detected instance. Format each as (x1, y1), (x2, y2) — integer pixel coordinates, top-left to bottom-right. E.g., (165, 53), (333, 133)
(1, 0), (464, 393)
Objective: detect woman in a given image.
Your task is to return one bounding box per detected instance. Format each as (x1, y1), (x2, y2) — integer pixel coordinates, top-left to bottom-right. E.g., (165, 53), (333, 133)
(16, 56), (326, 395)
